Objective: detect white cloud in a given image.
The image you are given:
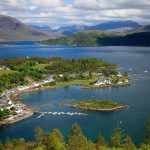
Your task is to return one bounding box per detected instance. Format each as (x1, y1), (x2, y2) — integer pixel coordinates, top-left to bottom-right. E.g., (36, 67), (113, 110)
(0, 0), (149, 26)
(101, 9), (142, 18)
(29, 6), (37, 11)
(74, 0), (150, 10)
(74, 0), (103, 10)
(0, 0), (28, 9)
(31, 0), (63, 8)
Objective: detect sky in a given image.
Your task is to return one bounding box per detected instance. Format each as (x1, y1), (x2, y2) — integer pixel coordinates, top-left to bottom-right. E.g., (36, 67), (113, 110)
(0, 0), (150, 28)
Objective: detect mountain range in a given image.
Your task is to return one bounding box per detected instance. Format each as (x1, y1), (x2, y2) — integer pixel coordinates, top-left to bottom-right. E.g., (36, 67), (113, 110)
(28, 20), (143, 36)
(0, 14), (149, 45)
(57, 20), (142, 35)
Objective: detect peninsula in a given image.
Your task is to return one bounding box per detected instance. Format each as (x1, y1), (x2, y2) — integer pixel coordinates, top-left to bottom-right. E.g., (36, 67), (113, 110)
(0, 57), (130, 125)
(72, 100), (128, 112)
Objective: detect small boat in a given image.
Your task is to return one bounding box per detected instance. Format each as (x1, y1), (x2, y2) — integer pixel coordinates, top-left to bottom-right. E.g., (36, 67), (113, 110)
(129, 68), (132, 72)
(144, 70), (148, 73)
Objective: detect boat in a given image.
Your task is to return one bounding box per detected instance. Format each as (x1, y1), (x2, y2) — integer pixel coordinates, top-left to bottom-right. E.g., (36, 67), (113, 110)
(144, 70), (148, 73)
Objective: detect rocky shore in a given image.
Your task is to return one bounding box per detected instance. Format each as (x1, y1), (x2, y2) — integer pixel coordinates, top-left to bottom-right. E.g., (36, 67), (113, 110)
(72, 105), (128, 112)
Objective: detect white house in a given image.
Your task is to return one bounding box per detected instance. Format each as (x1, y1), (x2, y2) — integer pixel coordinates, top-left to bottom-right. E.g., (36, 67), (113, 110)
(117, 72), (123, 77)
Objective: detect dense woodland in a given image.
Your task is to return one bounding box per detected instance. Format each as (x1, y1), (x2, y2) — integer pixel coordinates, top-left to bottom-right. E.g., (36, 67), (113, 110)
(0, 57), (116, 93)
(1, 121), (150, 150)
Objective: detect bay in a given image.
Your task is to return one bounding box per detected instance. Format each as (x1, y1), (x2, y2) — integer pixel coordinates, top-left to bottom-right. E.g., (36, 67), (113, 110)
(0, 42), (150, 145)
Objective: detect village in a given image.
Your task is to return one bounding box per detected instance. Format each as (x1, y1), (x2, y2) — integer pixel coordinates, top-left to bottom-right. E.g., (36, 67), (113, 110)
(0, 66), (10, 71)
(94, 72), (129, 87)
(0, 68), (130, 125)
(0, 76), (54, 124)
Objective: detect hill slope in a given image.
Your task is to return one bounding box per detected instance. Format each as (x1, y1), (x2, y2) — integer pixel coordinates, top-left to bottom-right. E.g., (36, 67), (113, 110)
(42, 29), (150, 46)
(0, 15), (57, 41)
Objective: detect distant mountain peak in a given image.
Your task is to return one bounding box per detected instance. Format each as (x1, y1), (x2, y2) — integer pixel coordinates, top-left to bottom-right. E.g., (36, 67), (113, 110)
(88, 20), (142, 30)
(0, 14), (58, 41)
(57, 20), (142, 35)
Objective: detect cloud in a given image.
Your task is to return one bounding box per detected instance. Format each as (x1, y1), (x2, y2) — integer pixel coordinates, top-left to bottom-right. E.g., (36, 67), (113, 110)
(30, 0), (64, 8)
(0, 0), (28, 9)
(0, 0), (149, 27)
(74, 0), (150, 10)
(29, 6), (37, 11)
(74, 0), (103, 10)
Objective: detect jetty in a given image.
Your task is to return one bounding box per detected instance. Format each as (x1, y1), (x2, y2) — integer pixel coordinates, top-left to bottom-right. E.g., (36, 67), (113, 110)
(37, 112), (45, 118)
(37, 111), (88, 118)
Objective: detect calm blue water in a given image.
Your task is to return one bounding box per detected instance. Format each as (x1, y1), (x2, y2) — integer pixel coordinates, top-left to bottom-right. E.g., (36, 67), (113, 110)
(0, 42), (150, 145)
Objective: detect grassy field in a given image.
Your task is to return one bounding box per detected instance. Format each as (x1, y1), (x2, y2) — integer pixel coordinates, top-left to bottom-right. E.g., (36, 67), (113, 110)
(0, 70), (17, 75)
(48, 77), (98, 88)
(32, 64), (49, 69)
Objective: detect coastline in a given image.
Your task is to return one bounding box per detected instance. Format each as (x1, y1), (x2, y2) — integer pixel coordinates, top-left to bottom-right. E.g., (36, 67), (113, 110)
(0, 77), (130, 126)
(11, 79), (131, 101)
(71, 105), (128, 112)
(0, 107), (34, 126)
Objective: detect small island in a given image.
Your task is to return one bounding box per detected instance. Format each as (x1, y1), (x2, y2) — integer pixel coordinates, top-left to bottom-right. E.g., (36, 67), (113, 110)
(72, 100), (128, 112)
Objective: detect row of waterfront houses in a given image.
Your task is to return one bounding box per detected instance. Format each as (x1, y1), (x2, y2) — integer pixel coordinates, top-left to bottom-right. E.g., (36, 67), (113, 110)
(94, 73), (129, 86)
(0, 66), (10, 71)
(0, 76), (54, 114)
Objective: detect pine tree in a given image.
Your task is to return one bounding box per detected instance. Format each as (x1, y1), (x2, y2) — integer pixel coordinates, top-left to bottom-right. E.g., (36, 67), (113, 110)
(146, 118), (150, 144)
(34, 126), (45, 144)
(96, 134), (107, 150)
(87, 140), (96, 150)
(66, 123), (88, 150)
(0, 143), (4, 150)
(46, 128), (66, 150)
(110, 126), (122, 148)
(124, 135), (137, 150)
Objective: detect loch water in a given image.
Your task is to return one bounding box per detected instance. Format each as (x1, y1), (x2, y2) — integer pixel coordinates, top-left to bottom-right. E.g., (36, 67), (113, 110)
(0, 42), (150, 145)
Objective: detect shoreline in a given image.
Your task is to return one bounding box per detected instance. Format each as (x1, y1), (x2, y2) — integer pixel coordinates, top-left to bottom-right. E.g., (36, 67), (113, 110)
(11, 80), (131, 100)
(0, 78), (130, 126)
(0, 108), (34, 126)
(71, 105), (128, 112)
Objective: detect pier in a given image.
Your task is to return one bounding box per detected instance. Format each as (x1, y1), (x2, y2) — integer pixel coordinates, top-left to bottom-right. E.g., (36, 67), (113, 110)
(37, 111), (88, 118)
(37, 112), (45, 118)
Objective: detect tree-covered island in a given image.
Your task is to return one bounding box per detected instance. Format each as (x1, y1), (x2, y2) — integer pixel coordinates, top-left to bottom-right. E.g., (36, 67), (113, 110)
(72, 100), (128, 112)
(0, 57), (130, 124)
